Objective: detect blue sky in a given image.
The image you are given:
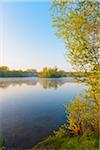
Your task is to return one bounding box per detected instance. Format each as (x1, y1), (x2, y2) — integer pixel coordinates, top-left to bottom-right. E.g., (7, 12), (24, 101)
(0, 1), (72, 71)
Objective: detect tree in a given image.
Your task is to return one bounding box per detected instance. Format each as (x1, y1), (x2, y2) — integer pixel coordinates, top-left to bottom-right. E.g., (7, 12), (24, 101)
(51, 0), (100, 136)
(51, 0), (99, 71)
(0, 66), (9, 71)
(39, 67), (66, 78)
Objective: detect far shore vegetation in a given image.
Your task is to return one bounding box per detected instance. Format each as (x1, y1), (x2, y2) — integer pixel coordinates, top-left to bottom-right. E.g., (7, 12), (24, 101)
(0, 66), (37, 77)
(0, 66), (86, 78)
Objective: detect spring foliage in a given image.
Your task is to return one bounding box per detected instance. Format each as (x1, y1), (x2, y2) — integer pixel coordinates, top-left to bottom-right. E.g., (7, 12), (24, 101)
(39, 67), (66, 78)
(51, 0), (100, 136)
(51, 0), (99, 71)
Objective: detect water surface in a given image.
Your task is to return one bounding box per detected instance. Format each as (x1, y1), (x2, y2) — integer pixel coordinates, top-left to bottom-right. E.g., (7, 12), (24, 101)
(0, 77), (87, 149)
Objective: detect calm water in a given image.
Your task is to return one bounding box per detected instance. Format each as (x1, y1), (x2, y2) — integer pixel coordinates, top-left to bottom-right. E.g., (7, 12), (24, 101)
(0, 77), (87, 149)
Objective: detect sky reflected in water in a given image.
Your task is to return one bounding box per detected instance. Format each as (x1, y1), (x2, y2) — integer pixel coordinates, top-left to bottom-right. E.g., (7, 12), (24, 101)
(0, 77), (87, 149)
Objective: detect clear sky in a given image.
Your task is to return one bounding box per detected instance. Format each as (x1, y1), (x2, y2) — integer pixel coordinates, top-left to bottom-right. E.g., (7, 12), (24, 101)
(0, 0), (73, 71)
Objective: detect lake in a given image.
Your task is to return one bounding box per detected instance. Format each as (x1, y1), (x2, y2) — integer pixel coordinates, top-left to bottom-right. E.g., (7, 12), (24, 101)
(0, 77), (87, 149)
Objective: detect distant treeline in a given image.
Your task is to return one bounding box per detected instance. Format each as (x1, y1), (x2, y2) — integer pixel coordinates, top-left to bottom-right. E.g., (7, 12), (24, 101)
(0, 66), (37, 77)
(0, 66), (86, 78)
(38, 67), (67, 78)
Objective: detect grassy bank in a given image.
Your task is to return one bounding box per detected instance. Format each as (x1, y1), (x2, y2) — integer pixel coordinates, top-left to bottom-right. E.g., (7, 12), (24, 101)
(33, 135), (99, 150)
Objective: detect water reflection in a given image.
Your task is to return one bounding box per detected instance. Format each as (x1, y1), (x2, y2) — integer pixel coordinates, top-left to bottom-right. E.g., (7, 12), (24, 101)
(0, 77), (76, 89)
(0, 78), (86, 149)
(0, 78), (38, 89)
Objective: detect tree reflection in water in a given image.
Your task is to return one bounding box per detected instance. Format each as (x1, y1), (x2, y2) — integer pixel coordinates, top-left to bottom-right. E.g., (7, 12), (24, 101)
(0, 77), (76, 89)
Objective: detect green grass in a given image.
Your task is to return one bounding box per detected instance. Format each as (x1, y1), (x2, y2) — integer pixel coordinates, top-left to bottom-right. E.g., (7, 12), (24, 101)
(33, 135), (99, 150)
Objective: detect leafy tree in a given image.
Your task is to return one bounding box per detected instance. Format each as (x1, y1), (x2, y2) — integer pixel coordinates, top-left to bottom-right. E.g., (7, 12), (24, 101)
(51, 0), (100, 136)
(51, 0), (99, 71)
(39, 67), (66, 78)
(0, 66), (9, 71)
